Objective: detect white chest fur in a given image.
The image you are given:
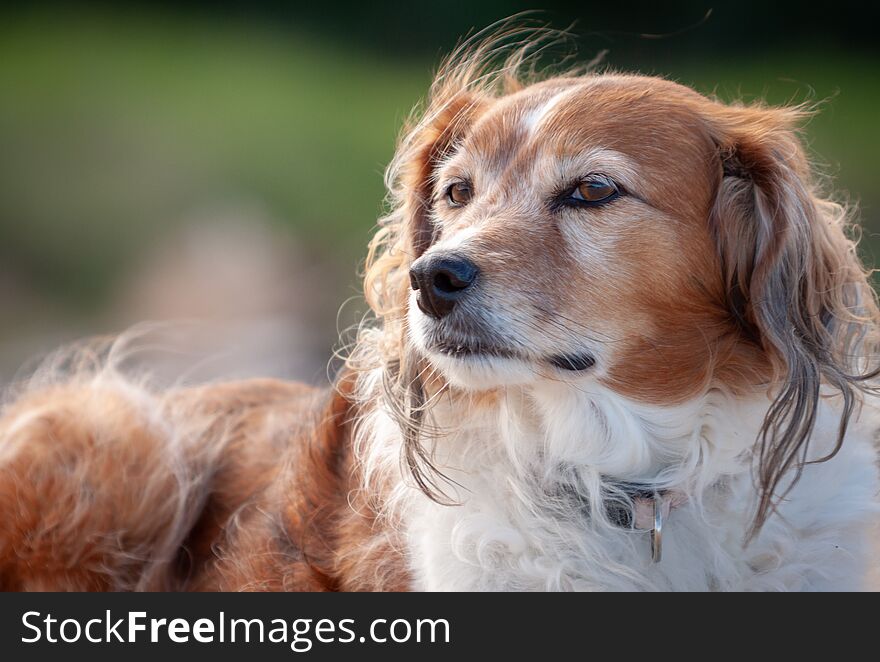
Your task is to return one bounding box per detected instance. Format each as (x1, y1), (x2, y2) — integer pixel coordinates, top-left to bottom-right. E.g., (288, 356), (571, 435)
(385, 383), (880, 591)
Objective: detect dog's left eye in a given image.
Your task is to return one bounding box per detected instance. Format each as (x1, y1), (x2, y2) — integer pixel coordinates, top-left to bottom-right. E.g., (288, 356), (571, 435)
(568, 175), (620, 205)
(446, 181), (473, 207)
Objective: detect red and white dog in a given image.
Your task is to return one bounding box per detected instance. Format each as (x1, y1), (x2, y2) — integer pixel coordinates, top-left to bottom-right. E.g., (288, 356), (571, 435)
(2, 34), (879, 591)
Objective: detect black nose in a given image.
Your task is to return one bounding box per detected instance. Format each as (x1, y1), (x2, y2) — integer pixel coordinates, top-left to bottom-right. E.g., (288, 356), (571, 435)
(409, 253), (479, 319)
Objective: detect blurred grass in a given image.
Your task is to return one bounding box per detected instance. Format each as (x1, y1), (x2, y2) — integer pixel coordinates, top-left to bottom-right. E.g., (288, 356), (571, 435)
(0, 9), (428, 308)
(1, 7), (878, 313)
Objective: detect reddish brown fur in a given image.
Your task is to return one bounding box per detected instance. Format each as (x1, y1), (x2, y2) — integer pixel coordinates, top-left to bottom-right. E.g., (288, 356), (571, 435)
(365, 37), (878, 530)
(421, 75), (775, 402)
(0, 384), (185, 590)
(0, 376), (409, 591)
(1, 34), (876, 590)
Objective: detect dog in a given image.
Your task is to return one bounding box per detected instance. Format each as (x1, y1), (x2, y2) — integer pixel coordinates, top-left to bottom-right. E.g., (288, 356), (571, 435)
(1, 32), (879, 591)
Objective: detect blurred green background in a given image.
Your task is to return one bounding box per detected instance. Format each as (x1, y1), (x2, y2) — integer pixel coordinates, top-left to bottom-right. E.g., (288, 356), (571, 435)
(1, 2), (878, 382)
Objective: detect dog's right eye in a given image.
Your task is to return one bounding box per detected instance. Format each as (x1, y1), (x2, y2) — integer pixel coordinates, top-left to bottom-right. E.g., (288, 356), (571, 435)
(446, 181), (473, 207)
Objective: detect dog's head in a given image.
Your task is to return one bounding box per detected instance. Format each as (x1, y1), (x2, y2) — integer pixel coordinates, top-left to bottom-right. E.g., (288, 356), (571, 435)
(363, 37), (879, 529)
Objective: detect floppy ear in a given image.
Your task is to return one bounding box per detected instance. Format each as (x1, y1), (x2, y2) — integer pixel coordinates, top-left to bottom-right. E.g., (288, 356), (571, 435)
(364, 88), (484, 324)
(399, 92), (485, 258)
(359, 79), (487, 504)
(708, 104), (879, 532)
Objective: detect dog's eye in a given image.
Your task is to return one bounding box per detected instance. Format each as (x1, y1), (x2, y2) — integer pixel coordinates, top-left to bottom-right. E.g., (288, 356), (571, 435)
(447, 181), (473, 207)
(570, 176), (619, 204)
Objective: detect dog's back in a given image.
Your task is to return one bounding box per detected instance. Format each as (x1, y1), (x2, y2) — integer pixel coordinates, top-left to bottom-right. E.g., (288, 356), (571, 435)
(0, 372), (389, 591)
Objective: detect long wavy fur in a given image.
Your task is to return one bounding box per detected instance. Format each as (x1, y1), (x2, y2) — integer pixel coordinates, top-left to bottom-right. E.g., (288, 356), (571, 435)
(351, 23), (880, 534)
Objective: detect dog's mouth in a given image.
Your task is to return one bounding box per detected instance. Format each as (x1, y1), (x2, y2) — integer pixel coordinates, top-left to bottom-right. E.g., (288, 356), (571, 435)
(547, 353), (596, 371)
(432, 338), (521, 360)
(430, 337), (595, 372)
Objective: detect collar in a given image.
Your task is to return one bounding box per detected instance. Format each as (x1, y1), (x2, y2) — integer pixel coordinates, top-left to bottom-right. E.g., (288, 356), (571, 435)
(608, 485), (688, 563)
(561, 482), (687, 564)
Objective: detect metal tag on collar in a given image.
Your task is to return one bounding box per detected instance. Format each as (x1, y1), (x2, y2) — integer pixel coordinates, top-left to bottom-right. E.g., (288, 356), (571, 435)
(650, 491), (663, 563)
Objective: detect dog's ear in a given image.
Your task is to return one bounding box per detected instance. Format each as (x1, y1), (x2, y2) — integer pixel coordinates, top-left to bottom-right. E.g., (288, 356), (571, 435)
(364, 87), (485, 323)
(397, 91), (485, 257)
(359, 87), (486, 505)
(708, 103), (879, 532)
